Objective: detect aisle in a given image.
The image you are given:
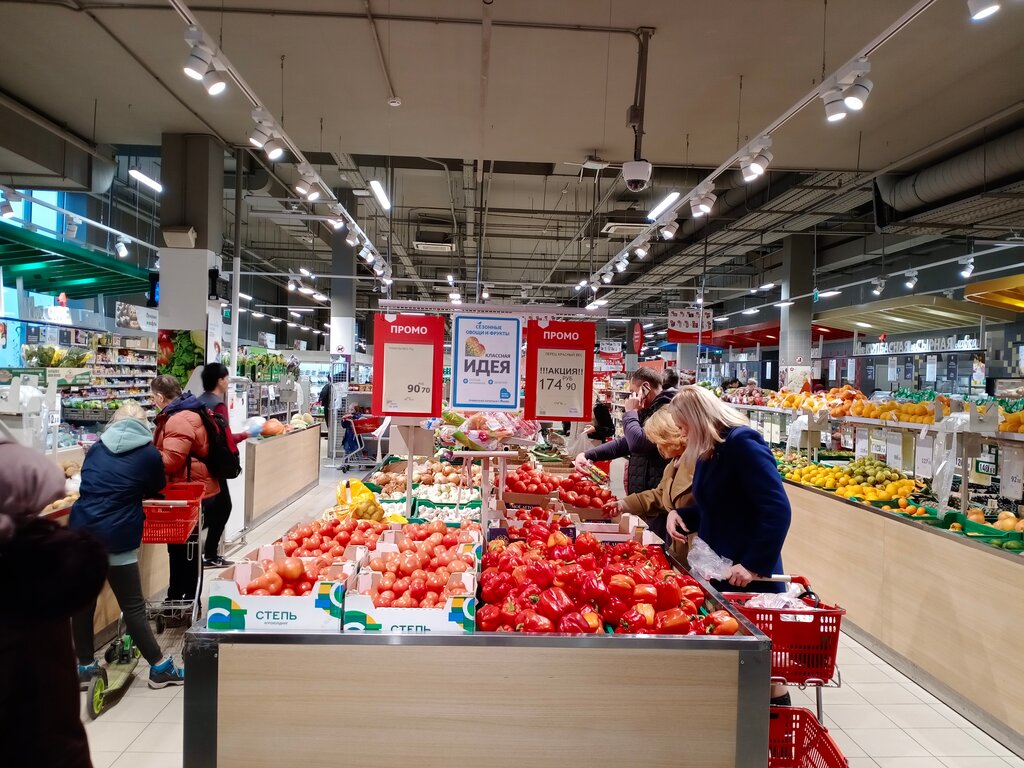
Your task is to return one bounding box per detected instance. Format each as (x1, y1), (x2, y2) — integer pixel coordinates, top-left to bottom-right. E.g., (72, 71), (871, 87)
(80, 468), (1023, 768)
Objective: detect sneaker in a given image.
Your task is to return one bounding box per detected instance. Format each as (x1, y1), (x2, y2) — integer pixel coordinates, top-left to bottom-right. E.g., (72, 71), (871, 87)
(148, 658), (185, 689)
(203, 555), (234, 568)
(78, 661), (101, 691)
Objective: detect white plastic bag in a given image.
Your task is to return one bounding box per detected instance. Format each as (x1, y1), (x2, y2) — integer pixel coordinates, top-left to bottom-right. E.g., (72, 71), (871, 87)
(785, 415), (808, 456)
(686, 536), (733, 580)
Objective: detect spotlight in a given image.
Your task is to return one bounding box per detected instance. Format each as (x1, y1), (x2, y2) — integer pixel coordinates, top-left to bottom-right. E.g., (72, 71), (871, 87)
(263, 138), (285, 161)
(313, 293), (328, 302)
(482, 289), (490, 299)
(660, 220), (679, 240)
(299, 267), (311, 277)
(634, 243), (649, 259)
(822, 88), (847, 122)
(871, 279), (886, 296)
(740, 156), (759, 182)
(601, 271), (613, 284)
(689, 197), (705, 218)
(248, 123), (272, 149)
(447, 274), (455, 285)
(449, 292), (461, 300)
(251, 312), (265, 318)
(306, 183), (321, 202)
(0, 200), (13, 219)
(129, 168), (163, 194)
(64, 218), (79, 238)
(288, 281), (296, 291)
(843, 76), (873, 111)
(742, 307), (760, 315)
(114, 239), (129, 258)
(382, 277), (393, 286)
(238, 292), (252, 301)
(345, 231), (360, 247)
(290, 311), (300, 318)
(298, 285), (315, 295)
(905, 270), (918, 289)
(183, 46), (213, 81)
(294, 177), (311, 197)
(373, 263), (385, 276)
(697, 189), (717, 214)
(760, 282), (775, 291)
(590, 281), (600, 292)
(967, 0), (1000, 20)
(577, 279), (588, 289)
(287, 322), (298, 328)
(331, 218), (346, 230)
(961, 258), (975, 278)
(203, 68), (228, 96)
(362, 248), (376, 263)
(749, 149), (773, 176)
(615, 257), (628, 273)
(695, 292), (704, 305)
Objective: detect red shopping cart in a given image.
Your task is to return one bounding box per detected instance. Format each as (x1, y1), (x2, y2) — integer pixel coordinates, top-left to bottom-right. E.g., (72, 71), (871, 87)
(142, 482), (205, 632)
(340, 415), (387, 472)
(768, 706), (848, 768)
(723, 575), (845, 721)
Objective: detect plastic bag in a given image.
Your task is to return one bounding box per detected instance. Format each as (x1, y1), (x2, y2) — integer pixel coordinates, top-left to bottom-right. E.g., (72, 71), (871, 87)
(785, 414), (808, 456)
(686, 536), (733, 581)
(744, 592), (815, 611)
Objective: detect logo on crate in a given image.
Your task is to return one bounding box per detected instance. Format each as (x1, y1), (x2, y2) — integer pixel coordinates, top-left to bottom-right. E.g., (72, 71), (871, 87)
(314, 582), (346, 619)
(208, 595), (247, 630)
(343, 610), (383, 632)
(448, 596), (476, 632)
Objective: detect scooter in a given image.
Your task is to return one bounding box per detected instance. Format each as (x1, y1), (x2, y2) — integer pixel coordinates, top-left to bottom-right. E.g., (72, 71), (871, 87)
(84, 625), (141, 720)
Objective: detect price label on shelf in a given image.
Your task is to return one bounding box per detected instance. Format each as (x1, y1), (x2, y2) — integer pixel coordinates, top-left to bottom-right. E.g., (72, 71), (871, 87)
(915, 434), (934, 478)
(1001, 447), (1024, 500)
(886, 431), (903, 471)
(372, 314), (445, 417)
(524, 320), (594, 421)
(841, 427), (854, 450)
(870, 431), (887, 457)
(855, 428), (869, 459)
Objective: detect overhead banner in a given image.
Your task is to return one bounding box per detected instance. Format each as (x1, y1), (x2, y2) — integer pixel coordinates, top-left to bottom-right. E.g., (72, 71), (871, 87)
(524, 320), (594, 422)
(115, 301), (159, 333)
(372, 313), (445, 418)
(627, 320), (645, 355)
(667, 308), (713, 343)
(451, 315), (521, 410)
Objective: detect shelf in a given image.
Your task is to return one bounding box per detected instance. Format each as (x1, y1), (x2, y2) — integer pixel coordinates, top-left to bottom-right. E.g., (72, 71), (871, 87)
(95, 345), (157, 353)
(93, 373), (157, 379)
(65, 394), (153, 402)
(74, 385), (151, 391)
(93, 360), (158, 368)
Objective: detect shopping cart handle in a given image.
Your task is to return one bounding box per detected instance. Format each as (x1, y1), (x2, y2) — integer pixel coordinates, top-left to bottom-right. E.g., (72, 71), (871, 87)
(755, 574), (810, 587)
(144, 500), (193, 507)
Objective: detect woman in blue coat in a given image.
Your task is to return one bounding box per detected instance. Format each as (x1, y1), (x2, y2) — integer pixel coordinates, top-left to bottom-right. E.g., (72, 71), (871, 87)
(70, 403), (185, 689)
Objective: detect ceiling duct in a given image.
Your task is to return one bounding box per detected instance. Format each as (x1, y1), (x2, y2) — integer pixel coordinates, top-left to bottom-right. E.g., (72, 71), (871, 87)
(414, 231), (457, 253)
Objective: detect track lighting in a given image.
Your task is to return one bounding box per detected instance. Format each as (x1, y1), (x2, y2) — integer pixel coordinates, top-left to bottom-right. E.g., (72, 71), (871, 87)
(288, 281), (296, 291)
(183, 45), (213, 81)
(330, 218), (346, 230)
(129, 168), (163, 194)
(247, 123), (271, 149)
(447, 274), (455, 285)
(871, 278), (886, 296)
(634, 243), (649, 259)
(695, 292), (704, 305)
(114, 239), (129, 258)
(660, 220), (679, 240)
(590, 281), (599, 292)
(64, 218), (79, 238)
(0, 199), (13, 219)
(481, 289), (490, 299)
(372, 263), (385, 276)
(263, 138), (285, 161)
(448, 292), (461, 300)
(305, 183), (321, 202)
(203, 68), (227, 96)
(600, 271), (613, 284)
(822, 88), (847, 122)
(362, 248), (376, 263)
(577, 279), (588, 289)
(294, 177), (311, 197)
(697, 188), (717, 215)
(615, 257), (628, 272)
(968, 0), (1000, 20)
(740, 157), (759, 182)
(843, 75), (873, 111)
(960, 258), (975, 278)
(905, 270), (918, 289)
(345, 231), (360, 247)
(749, 149), (773, 176)
(382, 277), (393, 286)
(299, 267), (311, 277)
(298, 285), (315, 295)
(647, 191), (680, 221)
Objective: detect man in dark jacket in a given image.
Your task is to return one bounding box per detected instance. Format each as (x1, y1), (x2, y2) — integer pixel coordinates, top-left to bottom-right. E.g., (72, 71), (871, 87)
(576, 367), (674, 495)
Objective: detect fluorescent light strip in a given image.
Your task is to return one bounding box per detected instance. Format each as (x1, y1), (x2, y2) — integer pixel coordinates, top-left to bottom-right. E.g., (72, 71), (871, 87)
(647, 192), (680, 221)
(369, 179), (391, 210)
(129, 168), (163, 194)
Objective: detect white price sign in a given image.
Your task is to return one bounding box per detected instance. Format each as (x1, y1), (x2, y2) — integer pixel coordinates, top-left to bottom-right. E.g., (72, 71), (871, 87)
(533, 348), (586, 419)
(1001, 447), (1024, 500)
(915, 435), (934, 479)
(828, 359), (838, 381)
(855, 428), (869, 459)
(841, 428), (854, 450)
(887, 357), (898, 381)
(925, 355), (937, 382)
(46, 408), (61, 429)
(382, 342), (435, 412)
(870, 431), (887, 457)
(886, 431), (903, 471)
(847, 358), (856, 381)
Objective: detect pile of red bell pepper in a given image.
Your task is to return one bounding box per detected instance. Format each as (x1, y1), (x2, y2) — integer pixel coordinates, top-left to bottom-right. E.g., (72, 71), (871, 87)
(476, 530), (740, 635)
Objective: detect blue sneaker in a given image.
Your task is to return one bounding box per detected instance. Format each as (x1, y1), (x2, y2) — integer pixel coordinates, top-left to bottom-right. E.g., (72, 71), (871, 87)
(78, 661), (101, 691)
(148, 657), (185, 689)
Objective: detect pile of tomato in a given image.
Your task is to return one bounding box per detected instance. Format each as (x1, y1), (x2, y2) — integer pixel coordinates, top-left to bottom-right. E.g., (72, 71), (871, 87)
(555, 472), (615, 511)
(277, 517), (387, 557)
(476, 525), (739, 635)
(241, 556), (336, 597)
(504, 463), (564, 496)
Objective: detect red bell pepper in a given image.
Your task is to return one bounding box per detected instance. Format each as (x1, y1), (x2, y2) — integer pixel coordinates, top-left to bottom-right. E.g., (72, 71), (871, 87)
(519, 610), (555, 633)
(477, 603), (502, 632)
(481, 572), (514, 604)
(516, 582), (542, 607)
(525, 560), (555, 589)
(535, 587), (574, 623)
(653, 607), (691, 635)
(554, 563), (583, 596)
(619, 602), (656, 633)
(575, 553), (598, 573)
(632, 583), (659, 604)
(550, 544), (576, 562)
(580, 605), (602, 633)
(679, 584), (705, 609)
(557, 611), (592, 634)
(706, 610), (740, 636)
(573, 531), (602, 557)
(602, 596), (629, 625)
(578, 573), (612, 608)
(511, 565), (529, 586)
(607, 574), (636, 600)
(654, 579), (683, 611)
(678, 596), (698, 616)
(499, 597), (519, 627)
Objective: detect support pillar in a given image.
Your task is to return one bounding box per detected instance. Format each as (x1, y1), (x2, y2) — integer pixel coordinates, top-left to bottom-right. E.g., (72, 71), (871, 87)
(778, 236), (815, 390)
(676, 344), (698, 370)
(330, 191), (357, 362)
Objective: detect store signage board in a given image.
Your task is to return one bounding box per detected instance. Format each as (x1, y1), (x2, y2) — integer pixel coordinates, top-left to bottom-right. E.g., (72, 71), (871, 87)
(524, 320), (594, 422)
(925, 355), (937, 382)
(1001, 447), (1024, 500)
(372, 313), (445, 417)
(598, 340), (621, 354)
(855, 428), (869, 459)
(846, 358), (855, 382)
(114, 301), (158, 333)
(666, 308), (713, 343)
(886, 431), (903, 471)
(915, 434), (934, 479)
(451, 315), (521, 411)
(904, 357), (914, 381)
(828, 359), (837, 381)
(888, 357), (898, 380)
(947, 354), (958, 380)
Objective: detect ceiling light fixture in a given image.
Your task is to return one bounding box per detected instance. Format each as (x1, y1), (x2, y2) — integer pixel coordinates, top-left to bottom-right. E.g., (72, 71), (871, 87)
(114, 238), (129, 258)
(238, 292), (252, 301)
(129, 168), (163, 194)
(660, 220), (679, 240)
(749, 148), (773, 176)
(313, 292), (328, 302)
(714, 316), (729, 322)
(299, 267), (311, 277)
(843, 75), (873, 111)
(237, 307), (248, 313)
(760, 282), (775, 291)
(742, 307), (760, 315)
(182, 43), (213, 81)
(263, 138), (285, 161)
(0, 199), (13, 219)
(967, 0), (1000, 20)
(251, 312), (265, 318)
(323, 323), (331, 329)
(577, 279), (588, 289)
(301, 325), (310, 331)
(905, 270), (919, 289)
(64, 218), (79, 238)
(600, 271), (613, 284)
(447, 274), (455, 285)
(248, 123), (271, 149)
(448, 292), (460, 300)
(590, 281), (600, 292)
(369, 179), (391, 210)
(740, 156), (759, 182)
(817, 289), (842, 298)
(615, 257), (628, 273)
(287, 281), (296, 291)
(481, 289), (489, 299)
(775, 301), (795, 308)
(960, 258), (975, 278)
(298, 285), (315, 295)
(362, 249), (376, 264)
(821, 88), (848, 122)
(289, 311), (300, 318)
(634, 243), (649, 259)
(345, 231), (360, 247)
(871, 278), (885, 296)
(270, 317), (282, 323)
(330, 218), (346, 230)
(647, 191), (680, 221)
(855, 322), (872, 328)
(642, 322), (654, 329)
(698, 189), (717, 214)
(203, 68), (228, 96)
(287, 322), (297, 327)
(689, 197), (704, 218)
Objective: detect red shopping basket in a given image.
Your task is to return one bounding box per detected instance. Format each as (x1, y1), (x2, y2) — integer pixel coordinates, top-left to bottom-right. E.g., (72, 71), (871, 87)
(769, 707), (847, 768)
(351, 416), (384, 435)
(723, 576), (845, 685)
(142, 482), (204, 544)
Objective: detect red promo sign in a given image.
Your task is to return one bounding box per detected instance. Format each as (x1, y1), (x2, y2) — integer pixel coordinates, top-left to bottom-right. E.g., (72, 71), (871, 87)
(667, 308), (714, 343)
(523, 320), (595, 422)
(371, 313), (445, 417)
(629, 320), (645, 354)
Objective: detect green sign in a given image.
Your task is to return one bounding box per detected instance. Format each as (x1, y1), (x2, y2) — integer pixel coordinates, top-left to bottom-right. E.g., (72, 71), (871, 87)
(0, 367), (92, 387)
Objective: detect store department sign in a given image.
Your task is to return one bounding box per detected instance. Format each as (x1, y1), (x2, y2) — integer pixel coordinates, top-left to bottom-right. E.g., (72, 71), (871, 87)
(372, 313), (445, 417)
(667, 308), (713, 343)
(114, 301), (158, 333)
(523, 320), (594, 422)
(451, 315), (521, 411)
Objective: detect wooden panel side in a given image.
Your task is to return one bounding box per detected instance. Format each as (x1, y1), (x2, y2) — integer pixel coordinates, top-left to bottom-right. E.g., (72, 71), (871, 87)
(248, 427), (321, 520)
(217, 643), (741, 768)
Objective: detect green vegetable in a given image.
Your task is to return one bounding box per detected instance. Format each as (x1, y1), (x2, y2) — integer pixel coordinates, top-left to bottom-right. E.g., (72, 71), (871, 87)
(159, 330), (205, 387)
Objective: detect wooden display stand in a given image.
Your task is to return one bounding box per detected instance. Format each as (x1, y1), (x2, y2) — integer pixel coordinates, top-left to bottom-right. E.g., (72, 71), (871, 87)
(243, 426), (321, 528)
(783, 482), (1024, 754)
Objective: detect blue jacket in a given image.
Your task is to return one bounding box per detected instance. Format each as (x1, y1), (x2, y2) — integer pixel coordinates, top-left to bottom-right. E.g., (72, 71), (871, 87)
(683, 426), (791, 582)
(70, 418), (167, 554)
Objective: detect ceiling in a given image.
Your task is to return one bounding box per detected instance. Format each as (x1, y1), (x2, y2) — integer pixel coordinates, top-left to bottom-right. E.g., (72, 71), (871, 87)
(0, 0), (1022, 333)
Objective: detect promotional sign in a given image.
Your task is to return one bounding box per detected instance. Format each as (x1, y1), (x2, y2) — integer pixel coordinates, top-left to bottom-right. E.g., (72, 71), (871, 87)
(115, 301), (159, 333)
(372, 313), (445, 417)
(451, 315), (521, 410)
(524, 320), (594, 422)
(257, 331), (277, 350)
(888, 357), (898, 381)
(1001, 447), (1024, 501)
(828, 359), (837, 381)
(904, 357), (914, 381)
(627, 320), (645, 355)
(925, 355), (937, 382)
(667, 308), (713, 343)
(946, 354), (958, 381)
(846, 358), (856, 382)
(597, 349), (625, 373)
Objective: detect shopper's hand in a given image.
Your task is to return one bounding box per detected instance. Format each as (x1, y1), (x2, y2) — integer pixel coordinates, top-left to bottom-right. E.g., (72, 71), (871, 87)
(574, 453), (592, 471)
(726, 564), (756, 587)
(624, 395), (642, 413)
(666, 509), (690, 541)
(603, 499), (624, 518)
(584, 423), (596, 434)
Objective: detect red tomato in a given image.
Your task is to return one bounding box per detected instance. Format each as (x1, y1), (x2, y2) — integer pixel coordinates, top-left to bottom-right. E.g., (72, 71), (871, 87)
(334, 530), (351, 546)
(339, 518), (357, 533)
(282, 540), (299, 555)
(512, 481), (527, 493)
(251, 588), (270, 596)
(366, 534), (379, 550)
(380, 572), (396, 590)
(426, 572), (445, 591)
(409, 578), (428, 601)
(442, 533), (458, 547)
(297, 581), (312, 593)
(448, 559), (469, 573)
(294, 525), (312, 539)
(279, 557), (304, 581)
(369, 557), (386, 572)
(265, 573), (283, 595)
(577, 494), (590, 507)
(392, 577), (410, 596)
(350, 531), (367, 546)
(281, 588), (296, 597)
(411, 568), (428, 581)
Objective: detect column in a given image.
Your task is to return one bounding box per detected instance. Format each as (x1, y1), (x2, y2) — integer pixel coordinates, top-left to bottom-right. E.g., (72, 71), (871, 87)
(777, 236), (814, 390)
(676, 343), (698, 370)
(330, 191), (357, 360)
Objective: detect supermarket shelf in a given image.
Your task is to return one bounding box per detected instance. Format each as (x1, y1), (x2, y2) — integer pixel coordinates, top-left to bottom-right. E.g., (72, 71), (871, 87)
(95, 345), (157, 353)
(93, 360), (158, 367)
(93, 373), (157, 379)
(65, 393), (153, 402)
(346, 390), (373, 396)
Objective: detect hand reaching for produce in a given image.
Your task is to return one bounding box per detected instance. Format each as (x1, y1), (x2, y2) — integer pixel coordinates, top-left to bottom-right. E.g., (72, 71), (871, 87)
(726, 564), (755, 587)
(666, 510), (690, 541)
(584, 424), (596, 434)
(573, 453), (592, 471)
(603, 499), (624, 518)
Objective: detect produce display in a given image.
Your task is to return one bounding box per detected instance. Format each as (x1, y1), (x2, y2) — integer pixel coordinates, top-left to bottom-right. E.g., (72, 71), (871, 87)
(370, 460), (484, 492)
(721, 384), (771, 406)
(21, 344), (91, 368)
(432, 409), (541, 451)
(504, 463), (563, 496)
(967, 507), (1024, 534)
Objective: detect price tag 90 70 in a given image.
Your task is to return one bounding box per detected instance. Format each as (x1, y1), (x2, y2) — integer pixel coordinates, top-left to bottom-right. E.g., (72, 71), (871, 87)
(382, 342), (435, 413)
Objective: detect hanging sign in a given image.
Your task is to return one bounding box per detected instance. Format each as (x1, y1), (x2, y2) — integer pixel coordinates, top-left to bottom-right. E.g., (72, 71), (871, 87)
(946, 354), (958, 381)
(598, 340), (621, 354)
(1001, 447), (1024, 501)
(846, 358), (856, 382)
(524, 320), (594, 422)
(627, 320), (645, 355)
(372, 313), (445, 417)
(451, 315), (522, 410)
(828, 359), (837, 381)
(115, 301), (159, 333)
(925, 355), (938, 382)
(915, 434), (934, 479)
(904, 357), (914, 381)
(888, 357), (898, 381)
(666, 308), (713, 343)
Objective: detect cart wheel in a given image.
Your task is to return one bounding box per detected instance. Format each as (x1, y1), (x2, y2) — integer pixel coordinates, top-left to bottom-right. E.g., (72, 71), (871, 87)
(155, 614), (165, 634)
(342, 464), (350, 472)
(86, 669), (108, 720)
(103, 643), (118, 664)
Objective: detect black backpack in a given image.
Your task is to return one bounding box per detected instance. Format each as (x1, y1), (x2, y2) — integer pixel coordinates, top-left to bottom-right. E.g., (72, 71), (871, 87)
(193, 407), (242, 480)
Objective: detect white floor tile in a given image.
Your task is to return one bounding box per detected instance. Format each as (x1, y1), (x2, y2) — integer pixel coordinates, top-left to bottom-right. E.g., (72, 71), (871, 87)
(830, 728), (868, 758)
(848, 759), (882, 768)
(89, 751), (122, 768)
(153, 697), (184, 724)
(124, 721), (183, 753)
(873, 759), (946, 768)
(1002, 756), (1024, 768)
(929, 704), (976, 729)
(877, 704), (961, 729)
(111, 752), (183, 768)
(905, 729), (996, 757)
(966, 731), (1014, 758)
(842, 665), (904, 684)
(851, 683), (925, 705)
(89, 697), (170, 724)
(846, 729), (932, 758)
(939, 758), (1018, 768)
(828, 704), (902, 730)
(905, 685), (943, 705)
(83, 721), (148, 753)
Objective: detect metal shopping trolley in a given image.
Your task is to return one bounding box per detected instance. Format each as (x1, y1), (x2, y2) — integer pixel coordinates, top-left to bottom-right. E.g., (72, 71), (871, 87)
(340, 415), (388, 472)
(722, 575), (845, 722)
(768, 706), (848, 768)
(142, 482), (205, 633)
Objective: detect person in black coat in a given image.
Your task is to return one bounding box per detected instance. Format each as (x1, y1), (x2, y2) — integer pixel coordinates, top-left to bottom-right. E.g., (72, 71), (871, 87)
(586, 399), (616, 442)
(70, 403), (185, 689)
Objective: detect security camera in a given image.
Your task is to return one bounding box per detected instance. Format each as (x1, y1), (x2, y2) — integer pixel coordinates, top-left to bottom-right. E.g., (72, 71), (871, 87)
(622, 160), (653, 193)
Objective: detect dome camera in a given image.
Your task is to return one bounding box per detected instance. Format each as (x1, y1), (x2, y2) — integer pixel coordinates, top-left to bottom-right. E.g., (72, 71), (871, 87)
(622, 160), (653, 192)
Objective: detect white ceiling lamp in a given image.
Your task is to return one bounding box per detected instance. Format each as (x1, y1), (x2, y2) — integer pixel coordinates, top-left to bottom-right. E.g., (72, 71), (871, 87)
(294, 174), (313, 197)
(871, 278), (886, 296)
(0, 199), (13, 219)
(656, 330), (667, 336)
(289, 307), (314, 313)
(182, 42), (213, 81)
(263, 137), (285, 161)
(905, 270), (919, 289)
(740, 156), (758, 182)
(372, 262), (385, 277)
(843, 75), (873, 111)
(129, 168), (163, 194)
(447, 273), (455, 285)
(64, 217), (79, 238)
(305, 181), (321, 202)
(330, 218), (346, 230)
(301, 325), (310, 331)
(287, 322), (298, 328)
(114, 238), (129, 258)
(369, 179), (391, 210)
(742, 307), (760, 315)
(298, 285), (315, 295)
(821, 87), (848, 122)
(238, 292), (252, 301)
(448, 292), (461, 300)
(634, 242), (649, 259)
(313, 292), (328, 302)
(647, 191), (680, 221)
(714, 316), (729, 322)
(202, 68), (228, 96)
(323, 323), (331, 329)
(576, 279), (588, 289)
(660, 220), (679, 240)
(775, 301), (795, 308)
(749, 148), (774, 176)
(689, 197), (704, 218)
(615, 256), (629, 273)
(251, 312), (265, 318)
(590, 280), (600, 292)
(600, 271), (613, 284)
(855, 322), (872, 328)
(451, 298), (462, 306)
(695, 292), (704, 305)
(967, 0), (1000, 20)
(960, 257), (975, 278)
(289, 311), (301, 318)
(361, 248), (375, 264)
(760, 282), (775, 291)
(299, 267), (312, 277)
(287, 280), (296, 291)
(817, 289), (842, 298)
(698, 189), (717, 215)
(481, 289), (489, 299)
(270, 317), (282, 323)
(248, 123), (271, 149)
(237, 307), (248, 313)
(345, 231), (360, 247)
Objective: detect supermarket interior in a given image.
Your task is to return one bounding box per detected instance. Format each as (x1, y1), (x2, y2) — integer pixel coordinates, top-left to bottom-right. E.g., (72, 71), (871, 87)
(1, 1), (1024, 767)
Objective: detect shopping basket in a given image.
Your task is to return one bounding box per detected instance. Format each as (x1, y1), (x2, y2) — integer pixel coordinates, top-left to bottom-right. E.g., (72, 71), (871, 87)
(141, 482), (204, 544)
(768, 707), (847, 768)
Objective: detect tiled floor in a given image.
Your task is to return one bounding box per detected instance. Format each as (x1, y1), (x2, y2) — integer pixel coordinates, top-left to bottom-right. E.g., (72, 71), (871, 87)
(78, 464), (1022, 768)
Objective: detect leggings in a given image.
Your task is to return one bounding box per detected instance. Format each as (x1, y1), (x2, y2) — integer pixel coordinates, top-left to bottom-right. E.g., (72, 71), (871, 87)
(202, 485), (232, 559)
(71, 561), (163, 666)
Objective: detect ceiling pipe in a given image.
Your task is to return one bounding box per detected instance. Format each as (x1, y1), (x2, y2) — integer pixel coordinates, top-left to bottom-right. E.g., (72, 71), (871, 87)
(364, 0), (401, 106)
